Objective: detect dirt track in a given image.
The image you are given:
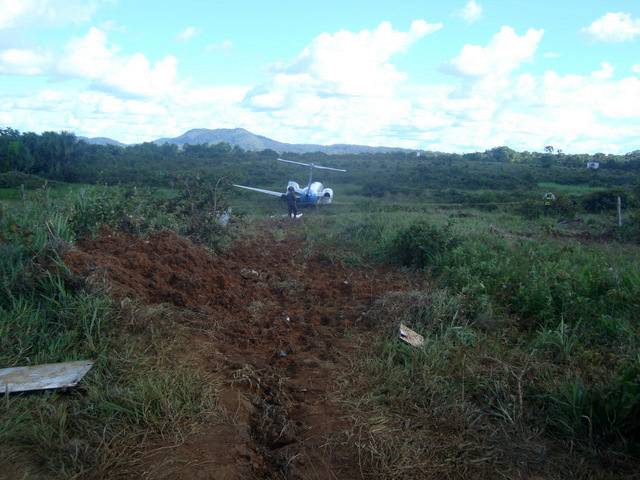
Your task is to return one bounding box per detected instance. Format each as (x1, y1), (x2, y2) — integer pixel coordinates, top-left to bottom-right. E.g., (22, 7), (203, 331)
(65, 223), (411, 479)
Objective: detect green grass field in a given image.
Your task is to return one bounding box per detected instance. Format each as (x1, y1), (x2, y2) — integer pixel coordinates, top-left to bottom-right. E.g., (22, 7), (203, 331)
(2, 170), (640, 478)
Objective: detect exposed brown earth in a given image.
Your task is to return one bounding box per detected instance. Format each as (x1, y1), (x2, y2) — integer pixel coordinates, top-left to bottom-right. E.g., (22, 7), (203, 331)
(64, 225), (413, 479)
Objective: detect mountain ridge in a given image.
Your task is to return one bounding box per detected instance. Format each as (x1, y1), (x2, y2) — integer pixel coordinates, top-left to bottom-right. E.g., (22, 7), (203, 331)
(77, 128), (417, 154)
(78, 136), (126, 147)
(153, 128), (415, 154)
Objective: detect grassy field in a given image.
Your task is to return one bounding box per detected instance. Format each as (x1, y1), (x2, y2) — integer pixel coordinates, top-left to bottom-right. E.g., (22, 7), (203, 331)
(237, 180), (640, 477)
(1, 171), (639, 478)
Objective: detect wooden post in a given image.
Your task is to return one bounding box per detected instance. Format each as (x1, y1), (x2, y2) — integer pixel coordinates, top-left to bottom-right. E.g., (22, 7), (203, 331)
(617, 196), (622, 227)
(20, 184), (25, 202)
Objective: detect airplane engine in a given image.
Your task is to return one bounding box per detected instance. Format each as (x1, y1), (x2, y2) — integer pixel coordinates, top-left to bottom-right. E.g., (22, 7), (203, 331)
(319, 188), (333, 204)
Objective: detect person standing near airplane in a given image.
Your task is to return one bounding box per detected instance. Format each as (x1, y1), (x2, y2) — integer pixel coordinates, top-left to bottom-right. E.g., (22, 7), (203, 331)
(286, 186), (298, 218)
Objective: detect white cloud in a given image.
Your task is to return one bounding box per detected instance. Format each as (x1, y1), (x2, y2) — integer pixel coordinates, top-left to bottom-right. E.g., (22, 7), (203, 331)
(0, 0), (33, 29)
(0, 48), (52, 75)
(245, 19), (442, 108)
(458, 0), (482, 24)
(0, 0), (102, 30)
(58, 27), (179, 97)
(176, 26), (199, 42)
(99, 19), (127, 33)
(447, 26), (543, 77)
(583, 12), (640, 42)
(543, 51), (560, 59)
(542, 69), (640, 120)
(205, 40), (233, 53)
(2, 22), (640, 154)
(633, 64), (640, 74)
(592, 62), (614, 80)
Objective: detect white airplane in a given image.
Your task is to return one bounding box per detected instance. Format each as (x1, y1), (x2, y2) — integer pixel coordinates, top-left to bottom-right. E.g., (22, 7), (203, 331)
(233, 158), (346, 206)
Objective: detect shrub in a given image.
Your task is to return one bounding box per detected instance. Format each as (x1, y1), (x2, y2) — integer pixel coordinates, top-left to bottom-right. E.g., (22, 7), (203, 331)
(68, 182), (231, 250)
(582, 189), (631, 213)
(620, 208), (640, 244)
(552, 195), (578, 217)
(69, 188), (131, 238)
(385, 222), (458, 269)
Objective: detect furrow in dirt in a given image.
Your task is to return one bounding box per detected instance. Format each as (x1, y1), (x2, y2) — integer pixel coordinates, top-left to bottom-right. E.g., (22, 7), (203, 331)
(64, 226), (409, 479)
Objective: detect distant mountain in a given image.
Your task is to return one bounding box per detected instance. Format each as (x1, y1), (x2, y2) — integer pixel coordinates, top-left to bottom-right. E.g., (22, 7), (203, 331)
(153, 128), (413, 154)
(154, 128), (282, 150)
(79, 136), (126, 147)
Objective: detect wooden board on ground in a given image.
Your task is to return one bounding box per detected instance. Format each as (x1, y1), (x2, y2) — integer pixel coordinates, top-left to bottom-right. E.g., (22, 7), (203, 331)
(0, 360), (94, 393)
(399, 323), (424, 347)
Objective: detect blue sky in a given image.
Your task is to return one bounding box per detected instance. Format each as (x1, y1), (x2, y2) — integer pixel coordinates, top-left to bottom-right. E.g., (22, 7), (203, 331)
(1, 0), (639, 152)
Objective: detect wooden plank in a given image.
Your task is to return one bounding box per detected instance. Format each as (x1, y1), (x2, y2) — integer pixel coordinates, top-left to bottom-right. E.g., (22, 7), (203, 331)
(0, 360), (94, 393)
(399, 323), (424, 347)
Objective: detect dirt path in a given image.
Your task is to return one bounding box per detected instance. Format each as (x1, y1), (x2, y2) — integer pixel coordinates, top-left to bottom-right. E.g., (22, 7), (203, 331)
(65, 223), (410, 479)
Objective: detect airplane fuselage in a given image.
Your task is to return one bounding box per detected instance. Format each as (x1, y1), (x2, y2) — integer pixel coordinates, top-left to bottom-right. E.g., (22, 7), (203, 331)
(288, 181), (334, 206)
(233, 158), (344, 207)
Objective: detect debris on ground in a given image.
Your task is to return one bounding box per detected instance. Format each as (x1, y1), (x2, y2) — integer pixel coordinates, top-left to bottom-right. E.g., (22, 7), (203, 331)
(217, 209), (231, 227)
(399, 323), (425, 347)
(0, 360), (94, 394)
(240, 268), (260, 280)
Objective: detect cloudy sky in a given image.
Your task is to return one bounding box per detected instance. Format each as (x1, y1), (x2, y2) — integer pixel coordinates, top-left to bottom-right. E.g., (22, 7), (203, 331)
(1, 0), (639, 153)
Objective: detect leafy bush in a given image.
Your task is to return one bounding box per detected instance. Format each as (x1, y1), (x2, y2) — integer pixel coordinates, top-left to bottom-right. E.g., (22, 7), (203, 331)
(68, 181), (231, 250)
(69, 188), (131, 238)
(162, 176), (230, 250)
(620, 208), (640, 244)
(551, 195), (579, 217)
(385, 222), (458, 269)
(582, 189), (631, 213)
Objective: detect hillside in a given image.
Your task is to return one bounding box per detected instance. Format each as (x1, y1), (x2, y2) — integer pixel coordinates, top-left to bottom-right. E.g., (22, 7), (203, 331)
(78, 136), (126, 147)
(153, 127), (414, 154)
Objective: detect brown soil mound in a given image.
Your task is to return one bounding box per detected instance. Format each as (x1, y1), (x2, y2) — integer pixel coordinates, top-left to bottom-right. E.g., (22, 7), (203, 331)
(64, 226), (413, 479)
(64, 230), (241, 310)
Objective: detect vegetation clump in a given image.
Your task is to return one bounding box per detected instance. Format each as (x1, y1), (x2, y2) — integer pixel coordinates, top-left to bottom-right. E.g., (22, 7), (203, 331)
(385, 221), (458, 269)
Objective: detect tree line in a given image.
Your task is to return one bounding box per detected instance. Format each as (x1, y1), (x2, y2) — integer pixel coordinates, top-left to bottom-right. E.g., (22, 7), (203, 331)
(1, 128), (639, 191)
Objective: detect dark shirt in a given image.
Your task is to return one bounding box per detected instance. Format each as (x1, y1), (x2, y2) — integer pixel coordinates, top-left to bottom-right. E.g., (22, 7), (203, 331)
(286, 191), (296, 207)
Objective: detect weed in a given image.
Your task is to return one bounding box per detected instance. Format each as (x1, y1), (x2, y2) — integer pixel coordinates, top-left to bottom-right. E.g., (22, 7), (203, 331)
(545, 359), (640, 447)
(535, 318), (578, 361)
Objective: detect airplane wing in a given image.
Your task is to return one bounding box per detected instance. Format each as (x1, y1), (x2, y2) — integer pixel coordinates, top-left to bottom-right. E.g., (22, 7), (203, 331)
(277, 158), (346, 172)
(233, 184), (285, 198)
(313, 165), (347, 172)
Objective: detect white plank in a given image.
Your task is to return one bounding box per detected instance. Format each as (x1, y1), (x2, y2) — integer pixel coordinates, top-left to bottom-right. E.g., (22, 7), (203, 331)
(0, 360), (94, 393)
(399, 324), (425, 347)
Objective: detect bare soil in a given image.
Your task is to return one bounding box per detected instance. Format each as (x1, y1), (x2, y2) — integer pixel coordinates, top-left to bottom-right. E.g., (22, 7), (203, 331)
(64, 224), (413, 479)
